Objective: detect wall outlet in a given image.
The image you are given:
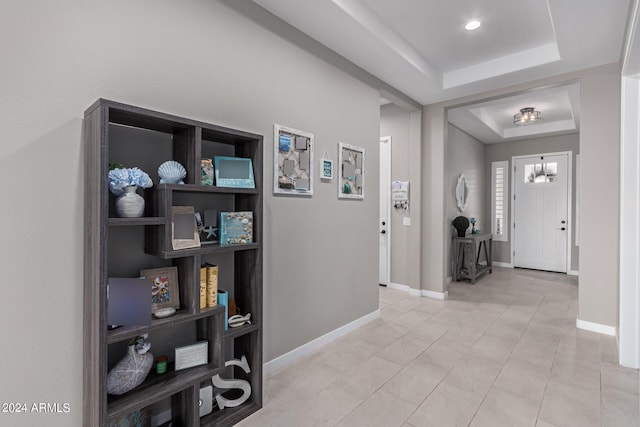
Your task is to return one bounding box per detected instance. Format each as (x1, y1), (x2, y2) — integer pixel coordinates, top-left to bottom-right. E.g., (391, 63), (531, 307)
(402, 217), (411, 226)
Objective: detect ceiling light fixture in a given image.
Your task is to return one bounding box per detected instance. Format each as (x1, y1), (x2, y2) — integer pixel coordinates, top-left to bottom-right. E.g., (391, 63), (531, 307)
(465, 20), (481, 31)
(514, 107), (541, 125)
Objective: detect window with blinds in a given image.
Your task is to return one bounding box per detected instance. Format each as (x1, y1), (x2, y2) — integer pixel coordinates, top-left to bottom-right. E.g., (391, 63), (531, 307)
(491, 161), (508, 241)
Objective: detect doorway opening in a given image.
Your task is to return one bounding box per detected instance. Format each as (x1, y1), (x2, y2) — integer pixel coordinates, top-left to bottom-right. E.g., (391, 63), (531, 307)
(379, 136), (391, 286)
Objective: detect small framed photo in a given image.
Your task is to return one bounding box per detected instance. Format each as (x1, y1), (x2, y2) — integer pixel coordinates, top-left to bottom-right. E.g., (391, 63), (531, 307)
(171, 206), (200, 250)
(214, 156), (255, 188)
(320, 159), (333, 179)
(140, 266), (180, 312)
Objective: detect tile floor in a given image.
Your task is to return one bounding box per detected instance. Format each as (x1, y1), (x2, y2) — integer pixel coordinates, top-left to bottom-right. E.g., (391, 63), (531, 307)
(237, 268), (639, 426)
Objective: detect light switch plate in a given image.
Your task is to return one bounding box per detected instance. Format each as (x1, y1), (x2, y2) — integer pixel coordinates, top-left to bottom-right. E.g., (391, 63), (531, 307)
(403, 217), (411, 226)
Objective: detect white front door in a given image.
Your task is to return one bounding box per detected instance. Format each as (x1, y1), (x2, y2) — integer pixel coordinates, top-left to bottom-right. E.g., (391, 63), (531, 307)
(379, 136), (391, 285)
(514, 154), (568, 272)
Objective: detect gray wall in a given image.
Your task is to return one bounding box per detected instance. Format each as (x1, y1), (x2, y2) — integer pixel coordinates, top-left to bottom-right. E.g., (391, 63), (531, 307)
(0, 1), (382, 424)
(578, 64), (621, 327)
(484, 133), (580, 271)
(445, 124), (486, 278)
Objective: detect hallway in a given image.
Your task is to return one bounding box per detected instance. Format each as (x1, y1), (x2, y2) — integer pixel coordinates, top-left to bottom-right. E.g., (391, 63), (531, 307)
(238, 268), (639, 426)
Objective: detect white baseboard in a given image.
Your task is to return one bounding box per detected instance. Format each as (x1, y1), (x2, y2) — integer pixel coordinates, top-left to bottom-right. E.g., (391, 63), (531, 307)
(389, 282), (447, 299)
(408, 288), (422, 297)
(388, 282), (410, 292)
(263, 309), (380, 376)
(493, 262), (513, 268)
(389, 282), (421, 296)
(576, 318), (617, 336)
(387, 283), (420, 297)
(422, 289), (448, 300)
(568, 270), (579, 276)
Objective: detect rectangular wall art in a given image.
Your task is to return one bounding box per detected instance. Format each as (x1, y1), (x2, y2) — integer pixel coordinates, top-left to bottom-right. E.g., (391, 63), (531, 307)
(274, 124), (314, 196)
(338, 143), (365, 199)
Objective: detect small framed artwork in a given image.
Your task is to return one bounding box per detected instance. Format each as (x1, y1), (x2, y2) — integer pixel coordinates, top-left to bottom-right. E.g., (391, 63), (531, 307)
(320, 159), (333, 180)
(214, 156), (255, 188)
(219, 211), (253, 246)
(140, 266), (180, 312)
(338, 143), (365, 199)
(171, 206), (200, 250)
(274, 124), (314, 196)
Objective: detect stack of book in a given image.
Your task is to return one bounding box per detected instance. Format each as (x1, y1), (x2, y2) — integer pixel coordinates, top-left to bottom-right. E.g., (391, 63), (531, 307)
(199, 264), (218, 309)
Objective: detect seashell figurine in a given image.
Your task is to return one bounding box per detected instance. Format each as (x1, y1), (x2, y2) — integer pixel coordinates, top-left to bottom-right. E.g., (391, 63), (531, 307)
(158, 160), (186, 184)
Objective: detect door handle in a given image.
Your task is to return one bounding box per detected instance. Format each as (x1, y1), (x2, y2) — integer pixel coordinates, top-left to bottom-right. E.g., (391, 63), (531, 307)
(557, 227), (566, 231)
(380, 230), (386, 234)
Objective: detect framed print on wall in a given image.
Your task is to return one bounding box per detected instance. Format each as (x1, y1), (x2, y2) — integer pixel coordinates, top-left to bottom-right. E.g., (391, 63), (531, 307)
(338, 143), (365, 199)
(320, 159), (333, 179)
(273, 124), (314, 196)
(140, 266), (180, 312)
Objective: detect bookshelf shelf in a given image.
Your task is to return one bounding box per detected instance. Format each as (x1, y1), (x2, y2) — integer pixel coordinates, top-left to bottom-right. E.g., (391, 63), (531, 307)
(108, 217), (166, 226)
(224, 323), (260, 340)
(160, 184), (260, 195)
(150, 243), (260, 260)
(84, 99), (263, 426)
(107, 306), (225, 344)
(106, 362), (224, 422)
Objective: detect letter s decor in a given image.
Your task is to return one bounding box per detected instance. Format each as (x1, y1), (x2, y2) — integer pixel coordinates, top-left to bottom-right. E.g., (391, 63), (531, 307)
(211, 355), (252, 410)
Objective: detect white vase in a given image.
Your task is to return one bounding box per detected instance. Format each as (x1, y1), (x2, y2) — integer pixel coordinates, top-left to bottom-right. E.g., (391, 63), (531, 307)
(115, 186), (145, 218)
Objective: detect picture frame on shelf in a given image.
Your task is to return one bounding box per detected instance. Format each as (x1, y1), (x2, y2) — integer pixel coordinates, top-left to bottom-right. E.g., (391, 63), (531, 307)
(338, 143), (365, 199)
(214, 156), (255, 188)
(219, 211), (253, 246)
(171, 206), (200, 250)
(273, 124), (314, 196)
(140, 266), (180, 312)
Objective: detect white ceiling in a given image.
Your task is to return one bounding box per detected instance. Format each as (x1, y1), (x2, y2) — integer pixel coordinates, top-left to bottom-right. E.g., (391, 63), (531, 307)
(252, 0), (631, 142)
(448, 82), (581, 144)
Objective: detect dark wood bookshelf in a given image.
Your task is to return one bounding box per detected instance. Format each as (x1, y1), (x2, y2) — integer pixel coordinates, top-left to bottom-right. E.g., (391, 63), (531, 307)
(84, 99), (263, 426)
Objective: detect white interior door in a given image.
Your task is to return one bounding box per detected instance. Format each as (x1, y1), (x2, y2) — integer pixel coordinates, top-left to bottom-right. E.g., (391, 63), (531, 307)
(379, 136), (391, 285)
(514, 154), (568, 272)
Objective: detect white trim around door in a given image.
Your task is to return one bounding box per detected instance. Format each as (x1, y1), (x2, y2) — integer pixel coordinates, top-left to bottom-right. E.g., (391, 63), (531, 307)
(379, 136), (391, 286)
(511, 151), (573, 273)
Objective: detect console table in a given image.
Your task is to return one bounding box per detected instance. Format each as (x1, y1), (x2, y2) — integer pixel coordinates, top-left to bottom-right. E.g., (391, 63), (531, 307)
(452, 233), (492, 283)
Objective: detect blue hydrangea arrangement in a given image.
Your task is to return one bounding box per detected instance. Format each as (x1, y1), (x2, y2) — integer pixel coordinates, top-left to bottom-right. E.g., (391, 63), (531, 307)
(108, 167), (153, 196)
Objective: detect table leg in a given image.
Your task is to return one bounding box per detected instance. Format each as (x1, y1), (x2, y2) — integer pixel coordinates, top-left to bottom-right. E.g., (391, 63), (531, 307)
(470, 241), (477, 284)
(483, 240), (491, 274)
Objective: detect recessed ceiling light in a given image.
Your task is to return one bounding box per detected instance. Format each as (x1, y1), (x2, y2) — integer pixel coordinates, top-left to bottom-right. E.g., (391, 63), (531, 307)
(465, 20), (481, 31)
